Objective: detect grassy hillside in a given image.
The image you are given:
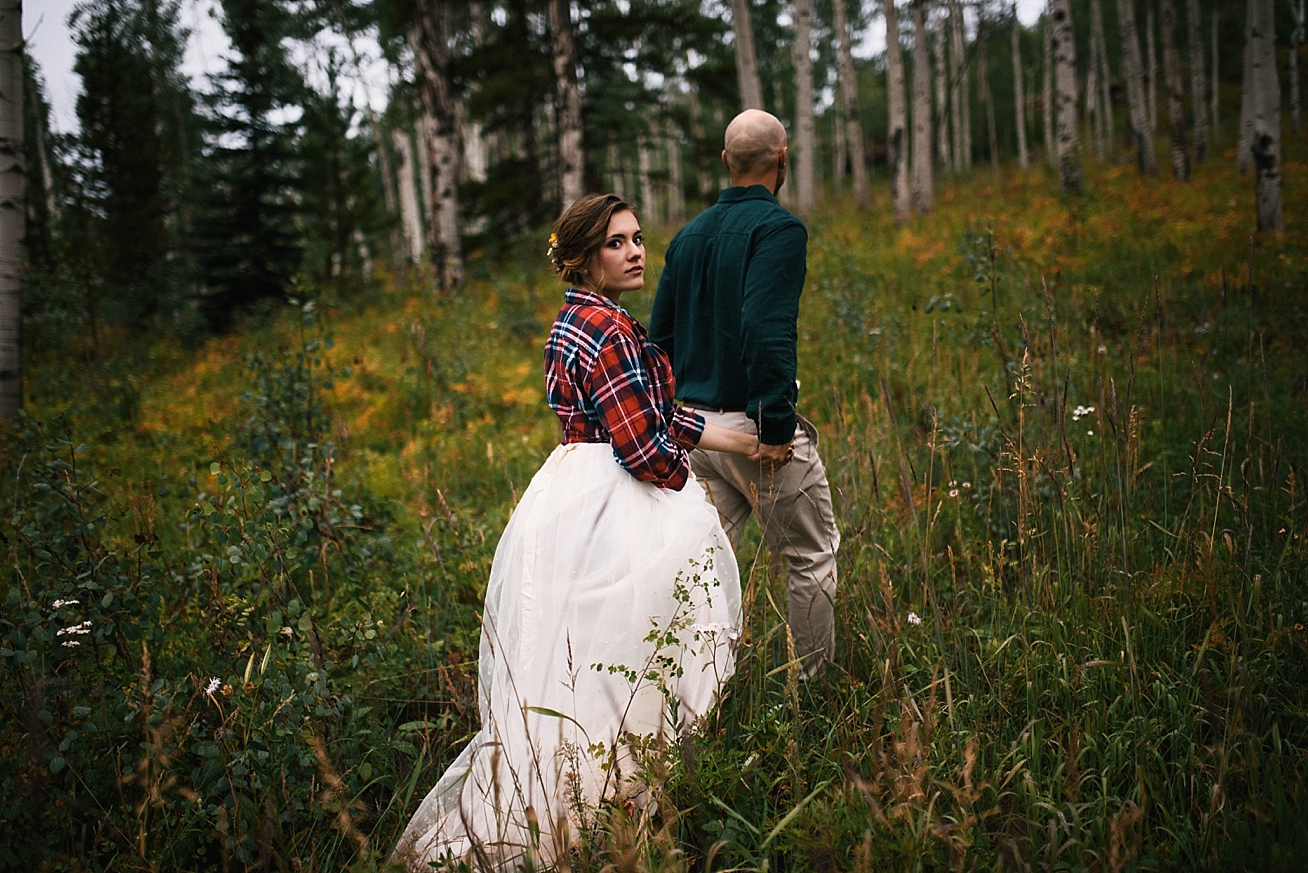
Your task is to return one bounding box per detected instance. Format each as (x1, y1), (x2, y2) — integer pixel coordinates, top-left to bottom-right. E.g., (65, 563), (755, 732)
(5, 143), (1308, 871)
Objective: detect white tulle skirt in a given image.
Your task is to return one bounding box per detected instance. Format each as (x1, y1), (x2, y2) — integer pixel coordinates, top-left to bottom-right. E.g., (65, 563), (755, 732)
(393, 443), (741, 871)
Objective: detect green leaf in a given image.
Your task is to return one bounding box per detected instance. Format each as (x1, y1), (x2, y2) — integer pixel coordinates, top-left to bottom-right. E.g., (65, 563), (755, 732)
(50, 756), (66, 774)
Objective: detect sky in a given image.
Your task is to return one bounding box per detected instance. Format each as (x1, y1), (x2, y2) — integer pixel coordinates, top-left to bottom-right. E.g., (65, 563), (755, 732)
(28, 0), (1048, 136)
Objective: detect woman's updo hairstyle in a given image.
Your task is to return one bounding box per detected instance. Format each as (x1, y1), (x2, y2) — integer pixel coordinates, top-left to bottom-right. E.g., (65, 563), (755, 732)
(548, 193), (636, 289)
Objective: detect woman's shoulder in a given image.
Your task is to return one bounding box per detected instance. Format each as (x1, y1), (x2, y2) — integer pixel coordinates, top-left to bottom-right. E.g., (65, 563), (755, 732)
(552, 297), (637, 348)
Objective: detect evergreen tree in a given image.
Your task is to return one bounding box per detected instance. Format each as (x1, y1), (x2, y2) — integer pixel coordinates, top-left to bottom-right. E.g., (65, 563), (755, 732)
(71, 0), (195, 326)
(194, 0), (304, 329)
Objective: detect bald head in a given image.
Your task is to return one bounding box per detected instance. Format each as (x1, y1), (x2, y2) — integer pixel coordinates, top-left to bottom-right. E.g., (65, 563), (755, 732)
(723, 109), (788, 179)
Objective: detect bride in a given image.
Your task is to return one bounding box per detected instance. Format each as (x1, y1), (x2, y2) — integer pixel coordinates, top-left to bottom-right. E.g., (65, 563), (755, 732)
(392, 194), (757, 870)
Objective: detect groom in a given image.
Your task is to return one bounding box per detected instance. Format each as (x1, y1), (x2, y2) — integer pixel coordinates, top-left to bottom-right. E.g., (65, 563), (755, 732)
(651, 109), (840, 678)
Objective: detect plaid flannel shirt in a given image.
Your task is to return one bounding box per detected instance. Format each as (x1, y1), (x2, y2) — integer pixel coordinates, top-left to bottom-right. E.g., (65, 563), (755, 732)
(545, 288), (706, 490)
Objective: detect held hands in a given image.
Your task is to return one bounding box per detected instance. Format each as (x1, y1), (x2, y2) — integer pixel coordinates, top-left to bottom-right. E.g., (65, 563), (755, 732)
(752, 439), (795, 469)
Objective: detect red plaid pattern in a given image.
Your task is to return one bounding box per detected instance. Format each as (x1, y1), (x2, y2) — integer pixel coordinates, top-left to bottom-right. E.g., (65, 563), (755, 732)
(545, 288), (706, 490)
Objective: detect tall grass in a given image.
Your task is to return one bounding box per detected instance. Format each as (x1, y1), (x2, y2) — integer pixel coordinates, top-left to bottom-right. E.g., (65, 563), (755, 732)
(4, 147), (1307, 870)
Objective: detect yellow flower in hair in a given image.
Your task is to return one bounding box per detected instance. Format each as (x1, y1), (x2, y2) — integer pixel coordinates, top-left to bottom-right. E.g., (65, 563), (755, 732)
(546, 232), (559, 258)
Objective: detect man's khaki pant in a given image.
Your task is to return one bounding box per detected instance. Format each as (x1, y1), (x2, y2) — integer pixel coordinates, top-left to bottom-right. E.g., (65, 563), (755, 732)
(688, 410), (840, 677)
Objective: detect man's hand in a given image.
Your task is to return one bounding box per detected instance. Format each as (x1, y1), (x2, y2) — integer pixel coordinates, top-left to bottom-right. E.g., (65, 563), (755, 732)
(754, 440), (795, 468)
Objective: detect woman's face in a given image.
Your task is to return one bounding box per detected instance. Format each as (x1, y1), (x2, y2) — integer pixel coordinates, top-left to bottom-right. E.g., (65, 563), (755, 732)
(590, 210), (644, 301)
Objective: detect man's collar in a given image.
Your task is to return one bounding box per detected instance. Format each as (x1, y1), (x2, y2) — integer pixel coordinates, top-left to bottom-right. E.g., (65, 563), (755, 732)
(717, 184), (780, 204)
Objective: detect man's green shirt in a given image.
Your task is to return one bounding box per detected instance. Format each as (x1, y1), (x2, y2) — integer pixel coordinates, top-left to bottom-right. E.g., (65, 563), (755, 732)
(650, 185), (806, 446)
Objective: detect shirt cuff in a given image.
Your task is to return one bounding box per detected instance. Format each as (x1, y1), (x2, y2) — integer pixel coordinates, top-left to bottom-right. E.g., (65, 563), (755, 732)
(669, 407), (706, 448)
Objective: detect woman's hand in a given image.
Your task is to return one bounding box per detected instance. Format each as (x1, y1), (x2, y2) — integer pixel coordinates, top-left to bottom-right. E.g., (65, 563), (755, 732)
(696, 422), (761, 457)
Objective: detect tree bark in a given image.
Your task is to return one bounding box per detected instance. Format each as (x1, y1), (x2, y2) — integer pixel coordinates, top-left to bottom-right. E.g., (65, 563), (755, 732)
(607, 142), (627, 198)
(1044, 9), (1056, 165)
(1185, 0), (1209, 159)
(1115, 0), (1159, 173)
(793, 0), (817, 216)
(417, 113), (434, 221)
(949, 0), (972, 168)
(1238, 0), (1256, 174)
(1090, 0), (1114, 157)
(730, 0), (765, 110)
(1159, 0), (1190, 179)
(934, 12), (953, 171)
(883, 0), (912, 221)
(833, 0), (870, 206)
(979, 21), (1000, 173)
(393, 128), (426, 264)
(1051, 0), (1083, 191)
(911, 0), (936, 210)
(1290, 0), (1303, 134)
(1087, 62), (1104, 160)
(1250, 0), (1283, 230)
(1211, 10), (1220, 130)
(667, 127), (685, 225)
(833, 107), (847, 185)
(548, 0), (584, 210)
(638, 135), (656, 224)
(0, 0), (23, 418)
(410, 0), (463, 292)
(1011, 4), (1030, 170)
(688, 85), (714, 202)
(1146, 1), (1159, 130)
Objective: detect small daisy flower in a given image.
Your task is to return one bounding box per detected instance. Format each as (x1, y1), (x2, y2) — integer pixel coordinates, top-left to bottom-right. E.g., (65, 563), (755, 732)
(205, 677), (222, 696)
(907, 612), (922, 626)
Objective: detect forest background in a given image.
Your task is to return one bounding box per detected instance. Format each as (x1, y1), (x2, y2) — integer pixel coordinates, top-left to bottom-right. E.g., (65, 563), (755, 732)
(2, 0), (1307, 869)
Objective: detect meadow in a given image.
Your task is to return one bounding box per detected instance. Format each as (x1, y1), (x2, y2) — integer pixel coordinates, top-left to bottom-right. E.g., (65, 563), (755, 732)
(4, 141), (1308, 872)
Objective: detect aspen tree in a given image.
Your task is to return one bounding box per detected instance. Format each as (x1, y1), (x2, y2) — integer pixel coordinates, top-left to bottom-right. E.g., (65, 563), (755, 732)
(793, 0), (817, 216)
(1250, 0), (1283, 230)
(833, 0), (871, 206)
(883, 0), (913, 220)
(1051, 0), (1084, 191)
(912, 0), (936, 210)
(1115, 0), (1159, 173)
(0, 0), (21, 417)
(411, 0), (462, 291)
(1012, 3), (1030, 170)
(549, 0), (585, 210)
(731, 0), (765, 109)
(935, 10), (953, 171)
(1185, 0), (1209, 159)
(1159, 0), (1190, 179)
(1044, 9), (1056, 165)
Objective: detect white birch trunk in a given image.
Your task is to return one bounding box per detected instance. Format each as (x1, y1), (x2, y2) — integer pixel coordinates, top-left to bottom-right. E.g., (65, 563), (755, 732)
(1159, 0), (1191, 179)
(1185, 0), (1209, 159)
(950, 0), (972, 168)
(1238, 0), (1256, 174)
(731, 0), (765, 110)
(0, 0), (21, 417)
(1090, 0), (1114, 156)
(1147, 2), (1159, 130)
(935, 12), (953, 171)
(411, 0), (463, 292)
(31, 92), (58, 220)
(1012, 4), (1030, 170)
(911, 0), (935, 210)
(548, 0), (585, 210)
(884, 0), (913, 221)
(1116, 0), (1159, 173)
(833, 0), (870, 206)
(393, 128), (426, 264)
(1051, 0), (1084, 191)
(1044, 9), (1056, 165)
(793, 0), (817, 216)
(1251, 0), (1283, 230)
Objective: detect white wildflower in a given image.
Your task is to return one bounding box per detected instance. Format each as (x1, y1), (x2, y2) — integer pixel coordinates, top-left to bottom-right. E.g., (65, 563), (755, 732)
(1087, 430), (1095, 436)
(52, 599), (79, 609)
(1071, 405), (1096, 421)
(205, 677), (222, 696)
(948, 489), (959, 498)
(1097, 345), (1107, 355)
(57, 621), (91, 637)
(62, 640), (80, 648)
(692, 622), (740, 642)
(962, 481), (972, 489)
(907, 612), (922, 626)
